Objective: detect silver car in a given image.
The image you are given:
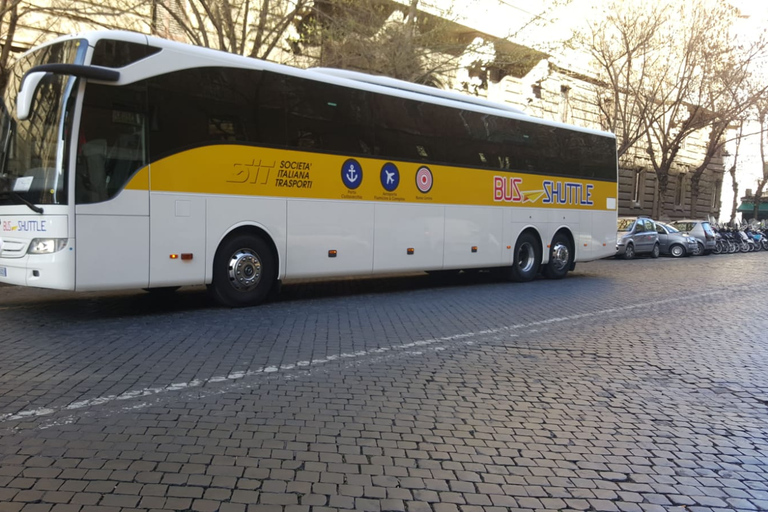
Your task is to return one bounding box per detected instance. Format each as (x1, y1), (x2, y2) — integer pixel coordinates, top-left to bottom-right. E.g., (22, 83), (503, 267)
(655, 221), (697, 257)
(669, 219), (717, 255)
(616, 217), (660, 259)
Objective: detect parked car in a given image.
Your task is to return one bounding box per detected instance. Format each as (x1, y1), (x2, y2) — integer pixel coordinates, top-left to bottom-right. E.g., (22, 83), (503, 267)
(669, 219), (717, 255)
(655, 221), (698, 257)
(616, 217), (660, 259)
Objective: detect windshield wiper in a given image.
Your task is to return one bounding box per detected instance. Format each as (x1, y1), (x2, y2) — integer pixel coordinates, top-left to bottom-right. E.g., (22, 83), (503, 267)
(0, 176), (44, 214)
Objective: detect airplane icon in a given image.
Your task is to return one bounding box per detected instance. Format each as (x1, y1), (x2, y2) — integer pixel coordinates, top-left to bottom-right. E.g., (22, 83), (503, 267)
(385, 170), (395, 185)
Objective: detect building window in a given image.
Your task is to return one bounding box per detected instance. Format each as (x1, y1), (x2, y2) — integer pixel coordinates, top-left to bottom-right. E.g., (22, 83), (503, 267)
(632, 170), (645, 205)
(712, 179), (722, 208)
(559, 84), (571, 124)
(674, 173), (686, 208)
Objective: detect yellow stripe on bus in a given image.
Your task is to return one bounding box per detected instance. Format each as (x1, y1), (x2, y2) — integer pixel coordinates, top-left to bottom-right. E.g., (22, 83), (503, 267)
(129, 145), (616, 210)
(124, 166), (149, 191)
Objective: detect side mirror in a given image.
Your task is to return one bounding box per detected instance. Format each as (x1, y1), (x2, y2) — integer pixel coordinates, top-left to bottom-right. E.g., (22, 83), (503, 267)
(17, 71), (48, 121)
(16, 64), (120, 121)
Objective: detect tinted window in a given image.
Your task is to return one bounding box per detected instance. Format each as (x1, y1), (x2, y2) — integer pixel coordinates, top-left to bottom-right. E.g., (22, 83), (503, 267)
(76, 83), (148, 204)
(284, 75), (372, 154)
(136, 66), (617, 182)
(370, 94), (427, 161)
(91, 40), (161, 68)
(441, 109), (505, 168)
(147, 68), (286, 161)
(369, 96), (617, 181)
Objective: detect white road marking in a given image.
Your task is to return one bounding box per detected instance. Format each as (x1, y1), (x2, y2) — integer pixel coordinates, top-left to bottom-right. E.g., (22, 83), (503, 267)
(0, 289), (728, 424)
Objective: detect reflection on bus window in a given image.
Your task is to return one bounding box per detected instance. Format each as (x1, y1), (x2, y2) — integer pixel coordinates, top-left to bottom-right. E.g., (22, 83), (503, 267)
(76, 83), (147, 204)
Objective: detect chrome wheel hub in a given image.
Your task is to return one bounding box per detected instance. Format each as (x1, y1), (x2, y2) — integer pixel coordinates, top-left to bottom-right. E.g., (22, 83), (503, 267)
(516, 242), (536, 273)
(227, 249), (262, 291)
(550, 242), (570, 271)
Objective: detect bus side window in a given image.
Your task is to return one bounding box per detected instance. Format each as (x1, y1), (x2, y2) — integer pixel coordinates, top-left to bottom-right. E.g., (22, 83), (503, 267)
(76, 139), (108, 203)
(284, 75), (373, 155)
(370, 94), (423, 162)
(148, 68), (286, 158)
(76, 83), (147, 204)
(251, 71), (286, 148)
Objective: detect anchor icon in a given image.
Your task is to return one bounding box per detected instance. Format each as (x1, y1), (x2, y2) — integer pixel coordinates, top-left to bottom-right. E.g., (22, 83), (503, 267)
(346, 164), (358, 183)
(342, 158), (363, 189)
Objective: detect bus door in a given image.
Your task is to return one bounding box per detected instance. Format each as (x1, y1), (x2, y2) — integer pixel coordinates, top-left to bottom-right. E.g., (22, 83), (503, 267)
(73, 82), (150, 290)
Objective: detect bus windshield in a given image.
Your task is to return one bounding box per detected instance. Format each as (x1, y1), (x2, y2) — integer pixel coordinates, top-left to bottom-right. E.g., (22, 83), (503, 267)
(0, 39), (85, 207)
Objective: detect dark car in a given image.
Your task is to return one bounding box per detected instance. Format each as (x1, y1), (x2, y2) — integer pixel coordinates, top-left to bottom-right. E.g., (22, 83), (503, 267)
(616, 217), (660, 259)
(655, 221), (698, 257)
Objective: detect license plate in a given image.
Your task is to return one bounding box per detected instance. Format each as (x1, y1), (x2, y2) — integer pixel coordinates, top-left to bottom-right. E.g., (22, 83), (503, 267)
(0, 266), (6, 277)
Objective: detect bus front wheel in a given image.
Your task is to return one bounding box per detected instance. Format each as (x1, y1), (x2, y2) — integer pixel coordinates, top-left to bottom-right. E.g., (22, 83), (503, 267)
(209, 233), (276, 307)
(543, 233), (573, 279)
(505, 232), (541, 282)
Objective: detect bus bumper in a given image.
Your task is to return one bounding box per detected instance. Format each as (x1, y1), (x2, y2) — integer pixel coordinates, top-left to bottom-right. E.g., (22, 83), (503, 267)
(0, 247), (75, 290)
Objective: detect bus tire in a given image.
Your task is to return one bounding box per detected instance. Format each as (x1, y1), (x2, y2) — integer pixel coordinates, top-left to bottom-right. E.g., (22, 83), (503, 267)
(543, 232), (573, 279)
(209, 233), (276, 307)
(505, 232), (541, 282)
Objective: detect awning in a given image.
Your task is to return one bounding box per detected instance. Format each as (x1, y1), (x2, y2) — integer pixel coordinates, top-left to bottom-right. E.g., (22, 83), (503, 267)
(737, 202), (768, 212)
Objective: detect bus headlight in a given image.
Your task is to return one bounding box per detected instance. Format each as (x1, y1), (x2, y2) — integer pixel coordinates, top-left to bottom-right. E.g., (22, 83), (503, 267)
(28, 238), (68, 254)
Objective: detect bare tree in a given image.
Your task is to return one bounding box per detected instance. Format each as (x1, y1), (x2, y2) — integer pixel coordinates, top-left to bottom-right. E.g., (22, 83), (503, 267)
(729, 122), (744, 225)
(147, 0), (310, 60)
(751, 98), (768, 221)
(0, 0), (21, 90)
(688, 53), (768, 218)
(0, 0), (154, 91)
(574, 0), (669, 160)
(1, 0), (566, 95)
(576, 0), (767, 219)
(289, 0), (467, 86)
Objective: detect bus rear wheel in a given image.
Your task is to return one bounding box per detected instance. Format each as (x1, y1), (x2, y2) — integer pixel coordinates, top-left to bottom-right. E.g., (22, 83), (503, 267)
(543, 232), (573, 279)
(505, 232), (541, 282)
(209, 233), (276, 307)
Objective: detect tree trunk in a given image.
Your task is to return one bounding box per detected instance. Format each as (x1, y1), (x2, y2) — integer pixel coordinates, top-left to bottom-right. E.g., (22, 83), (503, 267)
(407, 0), (418, 39)
(729, 163), (738, 225)
(0, 3), (18, 92)
(690, 174), (700, 218)
(727, 123), (744, 225)
(753, 112), (767, 222)
(653, 169), (670, 219)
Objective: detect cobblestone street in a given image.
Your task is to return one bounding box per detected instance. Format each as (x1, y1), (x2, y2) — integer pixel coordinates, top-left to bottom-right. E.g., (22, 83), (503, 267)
(0, 254), (767, 512)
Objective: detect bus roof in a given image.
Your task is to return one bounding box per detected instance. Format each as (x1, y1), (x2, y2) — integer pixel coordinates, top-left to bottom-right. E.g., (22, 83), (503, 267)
(26, 30), (615, 140)
(309, 67), (527, 116)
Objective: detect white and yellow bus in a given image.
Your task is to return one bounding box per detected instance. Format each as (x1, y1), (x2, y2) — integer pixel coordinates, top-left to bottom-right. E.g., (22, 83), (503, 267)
(0, 31), (618, 307)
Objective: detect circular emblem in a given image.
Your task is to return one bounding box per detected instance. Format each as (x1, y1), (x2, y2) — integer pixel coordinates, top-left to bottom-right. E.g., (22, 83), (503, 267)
(380, 163), (400, 192)
(415, 166), (433, 194)
(341, 159), (363, 190)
